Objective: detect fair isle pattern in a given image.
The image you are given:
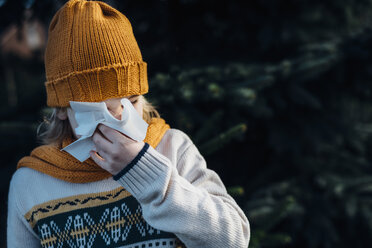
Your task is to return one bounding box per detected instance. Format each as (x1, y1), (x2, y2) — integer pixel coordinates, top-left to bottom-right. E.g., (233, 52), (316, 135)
(25, 187), (131, 228)
(25, 187), (179, 248)
(115, 238), (179, 248)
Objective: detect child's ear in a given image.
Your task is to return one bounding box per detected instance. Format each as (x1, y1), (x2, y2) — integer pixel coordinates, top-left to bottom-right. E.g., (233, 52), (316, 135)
(56, 108), (68, 120)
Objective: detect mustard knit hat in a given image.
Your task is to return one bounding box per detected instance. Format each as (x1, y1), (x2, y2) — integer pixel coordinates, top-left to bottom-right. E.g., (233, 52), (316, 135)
(44, 0), (148, 107)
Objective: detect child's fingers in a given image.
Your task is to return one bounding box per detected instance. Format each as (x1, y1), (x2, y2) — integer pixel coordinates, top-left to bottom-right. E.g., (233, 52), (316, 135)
(98, 124), (130, 143)
(89, 150), (106, 168)
(92, 129), (112, 153)
(90, 150), (118, 175)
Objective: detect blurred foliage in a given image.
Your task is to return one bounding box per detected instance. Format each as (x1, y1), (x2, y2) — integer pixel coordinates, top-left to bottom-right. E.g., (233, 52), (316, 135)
(148, 31), (372, 248)
(2, 0), (372, 248)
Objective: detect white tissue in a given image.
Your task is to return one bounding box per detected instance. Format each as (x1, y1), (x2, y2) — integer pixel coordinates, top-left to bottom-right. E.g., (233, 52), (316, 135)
(62, 98), (148, 162)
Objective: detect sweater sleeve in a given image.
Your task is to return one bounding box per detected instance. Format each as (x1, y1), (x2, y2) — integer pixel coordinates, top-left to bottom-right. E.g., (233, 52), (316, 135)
(114, 138), (250, 248)
(7, 174), (40, 248)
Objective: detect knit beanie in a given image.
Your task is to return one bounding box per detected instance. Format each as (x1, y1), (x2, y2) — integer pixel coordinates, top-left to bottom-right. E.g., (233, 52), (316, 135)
(44, 0), (148, 107)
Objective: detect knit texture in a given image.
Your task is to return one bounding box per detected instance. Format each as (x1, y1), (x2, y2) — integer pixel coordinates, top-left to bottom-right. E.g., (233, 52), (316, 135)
(24, 187), (182, 248)
(17, 118), (170, 183)
(8, 129), (250, 247)
(45, 0), (148, 107)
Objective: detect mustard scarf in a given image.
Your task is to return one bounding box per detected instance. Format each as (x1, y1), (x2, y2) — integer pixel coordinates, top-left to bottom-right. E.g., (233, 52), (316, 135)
(17, 118), (170, 183)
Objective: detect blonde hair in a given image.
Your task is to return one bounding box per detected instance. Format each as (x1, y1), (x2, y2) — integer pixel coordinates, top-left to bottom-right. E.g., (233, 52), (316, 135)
(37, 95), (160, 145)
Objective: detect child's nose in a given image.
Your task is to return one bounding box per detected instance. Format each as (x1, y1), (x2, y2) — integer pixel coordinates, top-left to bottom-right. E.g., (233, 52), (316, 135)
(105, 100), (123, 120)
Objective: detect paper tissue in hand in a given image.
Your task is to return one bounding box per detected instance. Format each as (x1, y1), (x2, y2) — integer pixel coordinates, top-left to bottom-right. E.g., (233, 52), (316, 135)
(62, 98), (148, 162)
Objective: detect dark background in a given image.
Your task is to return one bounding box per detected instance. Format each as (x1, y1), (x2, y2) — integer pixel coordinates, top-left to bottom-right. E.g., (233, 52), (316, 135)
(2, 0), (372, 247)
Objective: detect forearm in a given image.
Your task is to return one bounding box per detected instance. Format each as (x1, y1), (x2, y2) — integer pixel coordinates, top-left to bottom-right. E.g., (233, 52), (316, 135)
(114, 143), (250, 248)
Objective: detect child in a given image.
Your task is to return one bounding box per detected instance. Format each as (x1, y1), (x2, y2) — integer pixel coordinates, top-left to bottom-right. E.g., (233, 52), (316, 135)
(7, 0), (250, 247)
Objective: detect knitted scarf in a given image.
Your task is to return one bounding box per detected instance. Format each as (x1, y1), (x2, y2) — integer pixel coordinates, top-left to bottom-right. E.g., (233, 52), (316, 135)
(17, 118), (170, 183)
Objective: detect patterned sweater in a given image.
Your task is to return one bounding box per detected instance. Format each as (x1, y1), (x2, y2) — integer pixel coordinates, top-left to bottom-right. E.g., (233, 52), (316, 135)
(7, 129), (250, 248)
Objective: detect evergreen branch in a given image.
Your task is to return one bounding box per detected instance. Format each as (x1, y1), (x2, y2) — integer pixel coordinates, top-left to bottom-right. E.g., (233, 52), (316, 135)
(199, 123), (247, 156)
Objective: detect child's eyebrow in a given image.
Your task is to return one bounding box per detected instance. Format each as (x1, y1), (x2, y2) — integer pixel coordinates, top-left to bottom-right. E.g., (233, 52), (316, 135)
(128, 95), (139, 99)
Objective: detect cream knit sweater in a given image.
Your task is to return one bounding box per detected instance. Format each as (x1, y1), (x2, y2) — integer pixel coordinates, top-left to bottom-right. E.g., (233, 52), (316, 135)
(7, 129), (250, 248)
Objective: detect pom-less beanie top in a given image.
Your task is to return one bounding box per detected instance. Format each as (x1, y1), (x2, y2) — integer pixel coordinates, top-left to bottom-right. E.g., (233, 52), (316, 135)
(44, 0), (148, 107)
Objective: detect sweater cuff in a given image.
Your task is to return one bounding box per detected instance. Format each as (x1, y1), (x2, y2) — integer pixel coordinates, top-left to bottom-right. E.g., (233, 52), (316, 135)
(113, 143), (173, 198)
(113, 143), (150, 180)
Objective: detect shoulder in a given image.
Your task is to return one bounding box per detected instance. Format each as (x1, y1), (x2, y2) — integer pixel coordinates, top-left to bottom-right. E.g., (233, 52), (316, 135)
(155, 128), (195, 163)
(9, 167), (44, 192)
(159, 128), (194, 150)
(9, 167), (120, 215)
(8, 167), (47, 214)
(9, 167), (58, 199)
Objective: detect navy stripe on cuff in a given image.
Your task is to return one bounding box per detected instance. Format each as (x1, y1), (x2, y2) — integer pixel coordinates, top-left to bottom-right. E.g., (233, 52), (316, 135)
(113, 143), (150, 181)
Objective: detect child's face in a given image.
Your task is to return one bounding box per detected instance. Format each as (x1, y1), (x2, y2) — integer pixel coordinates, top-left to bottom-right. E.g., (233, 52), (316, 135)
(58, 95), (143, 139)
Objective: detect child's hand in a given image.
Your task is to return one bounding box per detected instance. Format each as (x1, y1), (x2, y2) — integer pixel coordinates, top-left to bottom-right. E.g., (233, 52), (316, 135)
(89, 124), (145, 175)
